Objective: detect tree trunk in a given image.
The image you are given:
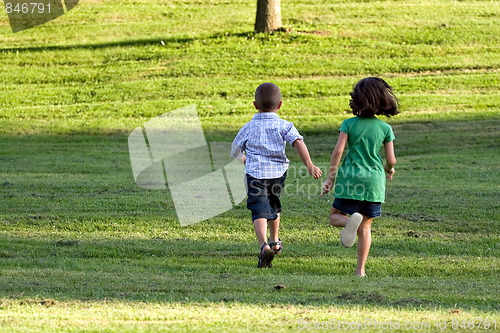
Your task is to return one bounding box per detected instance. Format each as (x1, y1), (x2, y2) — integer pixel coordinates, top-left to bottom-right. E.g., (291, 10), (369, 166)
(255, 0), (282, 33)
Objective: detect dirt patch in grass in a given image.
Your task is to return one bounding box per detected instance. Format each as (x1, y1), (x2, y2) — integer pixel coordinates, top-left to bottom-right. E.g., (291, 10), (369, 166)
(392, 297), (433, 307)
(54, 240), (80, 247)
(20, 299), (57, 307)
(294, 29), (331, 36)
(386, 212), (446, 223)
(337, 291), (387, 304)
(0, 251), (17, 258)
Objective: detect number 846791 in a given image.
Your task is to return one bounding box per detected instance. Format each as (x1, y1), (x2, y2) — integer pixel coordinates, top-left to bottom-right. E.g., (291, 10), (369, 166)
(5, 2), (51, 14)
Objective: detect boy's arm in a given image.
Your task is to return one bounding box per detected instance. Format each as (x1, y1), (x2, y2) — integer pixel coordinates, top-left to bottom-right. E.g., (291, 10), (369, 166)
(384, 141), (396, 181)
(231, 142), (246, 164)
(292, 139), (322, 179)
(320, 132), (348, 197)
(231, 128), (246, 164)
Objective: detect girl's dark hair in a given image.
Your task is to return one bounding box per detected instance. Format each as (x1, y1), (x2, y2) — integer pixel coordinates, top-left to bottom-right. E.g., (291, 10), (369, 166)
(349, 77), (399, 118)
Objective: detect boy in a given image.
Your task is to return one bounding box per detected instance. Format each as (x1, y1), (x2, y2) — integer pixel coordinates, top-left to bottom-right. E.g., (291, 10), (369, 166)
(231, 83), (322, 268)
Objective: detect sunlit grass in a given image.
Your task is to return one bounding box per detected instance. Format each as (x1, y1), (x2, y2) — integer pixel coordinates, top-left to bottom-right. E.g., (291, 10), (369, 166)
(0, 0), (499, 331)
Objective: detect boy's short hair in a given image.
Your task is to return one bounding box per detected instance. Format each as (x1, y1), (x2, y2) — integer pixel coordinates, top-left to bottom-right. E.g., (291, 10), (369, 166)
(349, 77), (399, 118)
(255, 83), (281, 112)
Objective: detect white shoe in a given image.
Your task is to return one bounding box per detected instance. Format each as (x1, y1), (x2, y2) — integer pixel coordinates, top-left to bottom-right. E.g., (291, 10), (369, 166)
(340, 213), (363, 248)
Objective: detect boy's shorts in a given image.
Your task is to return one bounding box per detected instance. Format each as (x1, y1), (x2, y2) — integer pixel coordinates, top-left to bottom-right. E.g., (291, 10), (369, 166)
(246, 172), (287, 222)
(332, 198), (382, 218)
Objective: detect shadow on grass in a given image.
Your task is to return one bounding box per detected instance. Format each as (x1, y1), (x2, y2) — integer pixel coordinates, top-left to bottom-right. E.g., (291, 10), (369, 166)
(0, 31), (257, 54)
(0, 118), (498, 311)
(0, 235), (498, 311)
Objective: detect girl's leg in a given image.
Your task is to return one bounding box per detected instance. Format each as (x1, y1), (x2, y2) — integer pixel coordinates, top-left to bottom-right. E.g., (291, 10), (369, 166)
(253, 218), (270, 251)
(356, 216), (373, 277)
(268, 213), (280, 251)
(329, 207), (349, 227)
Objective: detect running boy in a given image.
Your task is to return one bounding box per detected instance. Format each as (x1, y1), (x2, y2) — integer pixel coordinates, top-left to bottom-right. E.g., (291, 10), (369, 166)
(231, 83), (322, 268)
(321, 77), (399, 277)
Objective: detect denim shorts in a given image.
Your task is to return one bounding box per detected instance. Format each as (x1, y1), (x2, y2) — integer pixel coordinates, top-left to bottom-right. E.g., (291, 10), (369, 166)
(246, 172), (287, 222)
(332, 198), (382, 218)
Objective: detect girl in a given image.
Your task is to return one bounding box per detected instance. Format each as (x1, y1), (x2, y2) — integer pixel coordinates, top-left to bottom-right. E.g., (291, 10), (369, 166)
(321, 77), (399, 277)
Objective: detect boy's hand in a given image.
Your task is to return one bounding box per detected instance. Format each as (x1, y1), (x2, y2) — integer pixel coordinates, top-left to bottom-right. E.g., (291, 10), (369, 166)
(385, 167), (395, 181)
(308, 165), (322, 179)
(320, 179), (334, 197)
(238, 155), (246, 164)
(293, 140), (322, 179)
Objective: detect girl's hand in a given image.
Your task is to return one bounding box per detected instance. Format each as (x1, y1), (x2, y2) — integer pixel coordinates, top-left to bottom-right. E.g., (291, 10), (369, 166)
(385, 167), (395, 181)
(320, 179), (334, 197)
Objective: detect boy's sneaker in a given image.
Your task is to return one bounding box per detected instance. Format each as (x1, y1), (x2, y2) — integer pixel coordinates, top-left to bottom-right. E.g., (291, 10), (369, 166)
(340, 213), (363, 248)
(268, 238), (282, 255)
(257, 243), (275, 268)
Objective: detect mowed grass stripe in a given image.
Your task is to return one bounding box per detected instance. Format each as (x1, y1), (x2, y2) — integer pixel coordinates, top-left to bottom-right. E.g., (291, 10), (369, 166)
(0, 0), (499, 331)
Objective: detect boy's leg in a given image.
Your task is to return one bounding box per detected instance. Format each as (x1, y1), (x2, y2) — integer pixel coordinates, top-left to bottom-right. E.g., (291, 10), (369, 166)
(254, 218), (271, 251)
(268, 172), (285, 253)
(329, 207), (349, 227)
(356, 216), (373, 277)
(268, 213), (280, 251)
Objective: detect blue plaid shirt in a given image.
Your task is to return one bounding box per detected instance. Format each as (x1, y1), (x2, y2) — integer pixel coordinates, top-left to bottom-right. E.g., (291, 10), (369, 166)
(231, 112), (303, 179)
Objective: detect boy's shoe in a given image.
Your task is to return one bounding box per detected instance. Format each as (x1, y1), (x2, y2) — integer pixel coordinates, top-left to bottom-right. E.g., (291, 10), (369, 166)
(268, 238), (282, 255)
(257, 243), (275, 268)
(340, 213), (363, 248)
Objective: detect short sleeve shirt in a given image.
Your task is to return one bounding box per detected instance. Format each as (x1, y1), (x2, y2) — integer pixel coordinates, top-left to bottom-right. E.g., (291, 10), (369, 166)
(231, 112), (303, 179)
(334, 116), (395, 203)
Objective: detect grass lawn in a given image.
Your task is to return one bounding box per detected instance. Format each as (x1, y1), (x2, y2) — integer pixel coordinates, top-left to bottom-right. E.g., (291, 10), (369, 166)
(0, 0), (499, 332)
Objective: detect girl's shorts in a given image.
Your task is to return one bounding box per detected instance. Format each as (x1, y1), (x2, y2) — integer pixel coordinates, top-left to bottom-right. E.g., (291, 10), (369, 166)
(246, 172), (287, 222)
(332, 198), (381, 218)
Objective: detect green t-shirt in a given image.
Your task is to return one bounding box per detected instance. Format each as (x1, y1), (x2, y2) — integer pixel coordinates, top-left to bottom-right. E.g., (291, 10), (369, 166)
(334, 116), (395, 203)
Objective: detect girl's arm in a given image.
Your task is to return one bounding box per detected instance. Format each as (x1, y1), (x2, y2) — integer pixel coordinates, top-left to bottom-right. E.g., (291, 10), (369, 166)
(384, 141), (396, 181)
(320, 132), (348, 196)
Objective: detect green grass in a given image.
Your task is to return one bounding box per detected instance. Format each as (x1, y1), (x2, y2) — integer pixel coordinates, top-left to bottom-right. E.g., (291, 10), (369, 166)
(0, 0), (499, 331)
(1, 120), (499, 332)
(1, 0), (499, 134)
